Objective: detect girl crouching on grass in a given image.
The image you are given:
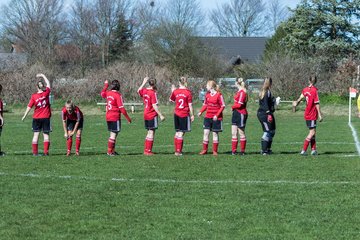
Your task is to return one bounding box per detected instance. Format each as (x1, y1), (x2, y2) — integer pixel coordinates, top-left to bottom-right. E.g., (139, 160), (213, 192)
(197, 80), (225, 156)
(62, 100), (84, 156)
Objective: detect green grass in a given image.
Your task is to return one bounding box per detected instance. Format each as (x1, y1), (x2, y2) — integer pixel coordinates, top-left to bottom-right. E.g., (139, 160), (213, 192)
(1, 105), (360, 239)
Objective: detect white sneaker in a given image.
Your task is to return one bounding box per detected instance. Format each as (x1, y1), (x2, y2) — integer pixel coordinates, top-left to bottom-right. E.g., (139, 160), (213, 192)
(311, 150), (318, 156)
(300, 150), (307, 156)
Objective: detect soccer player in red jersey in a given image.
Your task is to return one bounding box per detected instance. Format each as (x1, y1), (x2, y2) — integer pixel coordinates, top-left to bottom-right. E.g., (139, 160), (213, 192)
(0, 84), (5, 156)
(197, 80), (225, 156)
(231, 78), (248, 155)
(101, 80), (132, 156)
(137, 77), (165, 155)
(62, 100), (84, 156)
(22, 74), (52, 156)
(293, 75), (323, 156)
(169, 77), (194, 156)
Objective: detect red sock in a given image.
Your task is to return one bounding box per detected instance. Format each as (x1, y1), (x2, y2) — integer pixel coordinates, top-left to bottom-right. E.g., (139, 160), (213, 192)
(67, 137), (73, 152)
(174, 137), (177, 152)
(303, 138), (311, 151)
(311, 137), (316, 150)
(108, 138), (115, 154)
(240, 138), (247, 153)
(176, 137), (183, 153)
(44, 140), (50, 155)
(146, 138), (154, 153)
(144, 138), (149, 152)
(202, 141), (209, 152)
(76, 136), (81, 153)
(213, 140), (219, 153)
(32, 142), (38, 155)
(232, 138), (238, 153)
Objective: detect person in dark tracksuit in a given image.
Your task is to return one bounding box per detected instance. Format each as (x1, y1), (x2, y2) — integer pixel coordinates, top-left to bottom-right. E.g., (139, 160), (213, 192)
(257, 77), (276, 155)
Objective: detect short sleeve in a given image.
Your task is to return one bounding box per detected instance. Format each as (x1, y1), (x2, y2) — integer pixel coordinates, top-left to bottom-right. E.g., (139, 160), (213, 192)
(138, 88), (144, 97)
(28, 96), (35, 108)
(170, 91), (176, 101)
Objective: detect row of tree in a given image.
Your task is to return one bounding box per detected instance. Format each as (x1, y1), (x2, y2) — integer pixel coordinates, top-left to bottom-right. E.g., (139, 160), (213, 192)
(0, 0), (289, 77)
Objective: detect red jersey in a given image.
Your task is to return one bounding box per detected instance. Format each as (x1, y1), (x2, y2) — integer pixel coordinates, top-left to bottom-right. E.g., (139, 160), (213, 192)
(232, 89), (248, 115)
(28, 87), (51, 119)
(302, 86), (319, 120)
(138, 88), (158, 120)
(170, 88), (193, 118)
(61, 106), (83, 121)
(199, 91), (225, 120)
(101, 88), (125, 121)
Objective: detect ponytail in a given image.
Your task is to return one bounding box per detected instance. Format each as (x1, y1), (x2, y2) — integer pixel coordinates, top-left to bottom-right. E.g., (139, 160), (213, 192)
(148, 78), (157, 91)
(207, 80), (220, 93)
(179, 77), (188, 87)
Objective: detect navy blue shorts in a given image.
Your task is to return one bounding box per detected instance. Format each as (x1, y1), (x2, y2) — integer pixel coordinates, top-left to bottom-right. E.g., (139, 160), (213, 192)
(66, 118), (84, 131)
(203, 118), (223, 132)
(145, 117), (158, 130)
(174, 114), (191, 132)
(32, 118), (51, 133)
(232, 111), (247, 129)
(107, 120), (121, 133)
(306, 120), (317, 129)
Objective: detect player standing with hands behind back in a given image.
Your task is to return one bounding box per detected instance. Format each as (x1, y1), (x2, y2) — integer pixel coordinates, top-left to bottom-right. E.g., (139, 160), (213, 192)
(101, 80), (132, 156)
(293, 75), (323, 155)
(22, 74), (51, 156)
(137, 77), (165, 155)
(170, 77), (195, 156)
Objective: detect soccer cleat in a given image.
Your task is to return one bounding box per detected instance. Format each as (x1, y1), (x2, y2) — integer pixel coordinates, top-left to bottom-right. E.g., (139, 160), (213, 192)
(75, 152), (80, 156)
(66, 151), (71, 157)
(231, 151), (237, 156)
(174, 152), (183, 156)
(199, 150), (207, 155)
(300, 150), (307, 156)
(144, 151), (155, 156)
(267, 150), (273, 155)
(239, 152), (245, 156)
(0, 151), (5, 157)
(113, 152), (120, 156)
(212, 152), (218, 156)
(107, 152), (116, 157)
(43, 153), (49, 156)
(311, 150), (318, 156)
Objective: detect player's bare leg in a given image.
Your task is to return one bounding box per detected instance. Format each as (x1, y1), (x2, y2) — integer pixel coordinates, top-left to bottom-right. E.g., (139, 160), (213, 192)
(301, 128), (316, 155)
(66, 130), (72, 156)
(231, 125), (238, 155)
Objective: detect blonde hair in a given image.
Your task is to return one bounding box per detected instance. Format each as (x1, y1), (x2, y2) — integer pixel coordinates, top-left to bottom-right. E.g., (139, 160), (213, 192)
(179, 77), (188, 87)
(65, 99), (75, 111)
(236, 77), (246, 88)
(207, 80), (220, 92)
(259, 77), (272, 99)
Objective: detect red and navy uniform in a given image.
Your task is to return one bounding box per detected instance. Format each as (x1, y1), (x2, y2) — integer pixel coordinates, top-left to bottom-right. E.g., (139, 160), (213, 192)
(28, 87), (51, 119)
(302, 86), (320, 121)
(138, 88), (158, 120)
(27, 87), (51, 155)
(170, 88), (193, 118)
(199, 91), (225, 120)
(170, 88), (193, 153)
(302, 85), (320, 152)
(62, 106), (83, 122)
(231, 89), (248, 153)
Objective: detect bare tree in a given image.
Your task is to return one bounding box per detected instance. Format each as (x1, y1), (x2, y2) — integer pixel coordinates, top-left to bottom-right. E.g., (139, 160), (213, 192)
(164, 0), (204, 34)
(210, 0), (266, 37)
(69, 0), (98, 76)
(267, 0), (289, 34)
(0, 0), (65, 64)
(93, 0), (133, 67)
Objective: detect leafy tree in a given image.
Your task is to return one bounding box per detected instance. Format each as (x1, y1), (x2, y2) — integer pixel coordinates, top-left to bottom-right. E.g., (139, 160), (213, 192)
(281, 0), (360, 67)
(109, 14), (133, 62)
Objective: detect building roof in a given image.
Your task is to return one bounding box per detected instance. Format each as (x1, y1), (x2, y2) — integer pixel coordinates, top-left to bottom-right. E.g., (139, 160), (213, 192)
(198, 37), (268, 64)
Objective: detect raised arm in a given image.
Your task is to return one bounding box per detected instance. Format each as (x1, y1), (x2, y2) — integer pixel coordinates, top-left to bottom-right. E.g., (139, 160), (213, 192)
(37, 74), (50, 89)
(137, 77), (149, 94)
(101, 80), (109, 99)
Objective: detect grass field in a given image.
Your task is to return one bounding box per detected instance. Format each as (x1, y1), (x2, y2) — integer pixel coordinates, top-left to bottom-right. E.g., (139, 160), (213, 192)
(1, 104), (360, 239)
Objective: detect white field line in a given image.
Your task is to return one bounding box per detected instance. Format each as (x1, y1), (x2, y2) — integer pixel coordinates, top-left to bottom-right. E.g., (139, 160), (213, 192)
(0, 171), (359, 185)
(10, 141), (355, 154)
(348, 122), (360, 156)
